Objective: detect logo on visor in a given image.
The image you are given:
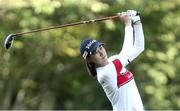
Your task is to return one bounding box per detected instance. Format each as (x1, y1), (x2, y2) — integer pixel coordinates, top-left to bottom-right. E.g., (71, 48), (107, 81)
(85, 40), (96, 49)
(82, 40), (97, 59)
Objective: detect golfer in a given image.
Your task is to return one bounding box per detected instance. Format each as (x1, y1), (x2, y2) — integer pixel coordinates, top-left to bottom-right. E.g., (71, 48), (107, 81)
(80, 10), (144, 111)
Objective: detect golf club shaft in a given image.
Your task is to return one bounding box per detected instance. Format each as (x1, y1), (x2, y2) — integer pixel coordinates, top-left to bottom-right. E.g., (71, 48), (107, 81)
(15, 15), (119, 36)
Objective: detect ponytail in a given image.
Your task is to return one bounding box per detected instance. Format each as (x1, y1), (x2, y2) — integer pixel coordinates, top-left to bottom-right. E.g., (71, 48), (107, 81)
(86, 61), (97, 78)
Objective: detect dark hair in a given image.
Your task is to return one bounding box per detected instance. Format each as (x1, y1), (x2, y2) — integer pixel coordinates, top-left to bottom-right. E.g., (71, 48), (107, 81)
(86, 61), (97, 78)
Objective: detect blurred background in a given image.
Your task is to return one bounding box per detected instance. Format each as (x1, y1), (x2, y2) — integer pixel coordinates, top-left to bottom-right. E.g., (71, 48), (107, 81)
(0, 0), (180, 110)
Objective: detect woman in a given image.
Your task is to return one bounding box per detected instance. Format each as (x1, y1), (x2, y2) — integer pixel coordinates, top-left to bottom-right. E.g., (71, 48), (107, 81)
(80, 10), (144, 111)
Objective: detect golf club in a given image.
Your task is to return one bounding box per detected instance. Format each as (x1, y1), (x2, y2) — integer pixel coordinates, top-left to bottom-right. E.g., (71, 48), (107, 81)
(4, 12), (140, 49)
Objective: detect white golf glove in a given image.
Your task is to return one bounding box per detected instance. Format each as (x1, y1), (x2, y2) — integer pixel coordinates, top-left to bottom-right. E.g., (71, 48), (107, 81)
(127, 10), (141, 23)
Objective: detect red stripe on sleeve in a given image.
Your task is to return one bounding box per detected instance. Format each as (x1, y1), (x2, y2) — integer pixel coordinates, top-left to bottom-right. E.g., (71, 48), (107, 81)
(112, 58), (134, 87)
(112, 59), (123, 74)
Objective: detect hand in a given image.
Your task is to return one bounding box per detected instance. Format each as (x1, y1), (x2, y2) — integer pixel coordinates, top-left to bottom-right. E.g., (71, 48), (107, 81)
(117, 12), (131, 26)
(127, 10), (141, 23)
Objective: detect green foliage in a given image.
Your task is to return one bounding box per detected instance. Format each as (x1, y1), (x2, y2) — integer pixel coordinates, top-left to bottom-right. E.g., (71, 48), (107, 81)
(0, 0), (180, 110)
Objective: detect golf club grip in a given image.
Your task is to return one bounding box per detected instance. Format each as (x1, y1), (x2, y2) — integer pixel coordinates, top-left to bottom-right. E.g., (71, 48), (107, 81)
(15, 15), (119, 36)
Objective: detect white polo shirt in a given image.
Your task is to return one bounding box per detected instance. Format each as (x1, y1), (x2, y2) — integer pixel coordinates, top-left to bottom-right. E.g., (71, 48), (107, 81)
(96, 24), (145, 111)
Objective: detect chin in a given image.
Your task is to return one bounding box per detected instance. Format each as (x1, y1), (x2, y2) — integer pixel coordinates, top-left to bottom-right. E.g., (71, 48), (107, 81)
(102, 59), (109, 66)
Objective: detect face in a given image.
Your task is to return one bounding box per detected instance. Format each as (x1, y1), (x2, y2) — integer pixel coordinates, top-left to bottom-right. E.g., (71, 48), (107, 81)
(88, 45), (108, 67)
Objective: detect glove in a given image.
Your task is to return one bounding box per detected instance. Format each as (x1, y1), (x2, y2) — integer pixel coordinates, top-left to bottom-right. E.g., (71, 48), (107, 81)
(127, 10), (141, 23)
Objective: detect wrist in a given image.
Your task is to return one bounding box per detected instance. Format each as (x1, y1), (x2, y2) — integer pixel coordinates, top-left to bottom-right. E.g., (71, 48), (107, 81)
(133, 20), (141, 25)
(124, 20), (132, 26)
(125, 22), (131, 26)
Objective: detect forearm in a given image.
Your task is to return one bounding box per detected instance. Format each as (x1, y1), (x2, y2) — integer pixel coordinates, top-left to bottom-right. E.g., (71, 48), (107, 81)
(121, 25), (134, 51)
(133, 21), (145, 52)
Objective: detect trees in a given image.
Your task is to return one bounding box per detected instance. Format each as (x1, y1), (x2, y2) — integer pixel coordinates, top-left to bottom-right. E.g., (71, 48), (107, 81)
(0, 0), (180, 110)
